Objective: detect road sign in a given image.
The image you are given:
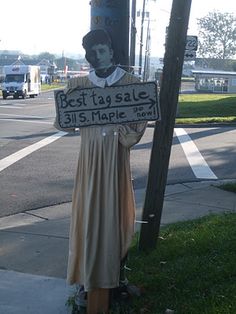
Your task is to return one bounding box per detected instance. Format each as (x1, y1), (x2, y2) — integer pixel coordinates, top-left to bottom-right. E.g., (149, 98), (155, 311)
(184, 50), (196, 61)
(185, 35), (198, 51)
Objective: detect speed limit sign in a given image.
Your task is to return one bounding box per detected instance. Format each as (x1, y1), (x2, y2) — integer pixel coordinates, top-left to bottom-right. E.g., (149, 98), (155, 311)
(185, 36), (198, 51)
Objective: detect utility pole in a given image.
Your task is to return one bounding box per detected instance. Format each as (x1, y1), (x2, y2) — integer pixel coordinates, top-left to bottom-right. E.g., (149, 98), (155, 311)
(130, 0), (137, 70)
(138, 0), (156, 79)
(139, 0), (192, 251)
(143, 18), (150, 81)
(138, 0), (146, 77)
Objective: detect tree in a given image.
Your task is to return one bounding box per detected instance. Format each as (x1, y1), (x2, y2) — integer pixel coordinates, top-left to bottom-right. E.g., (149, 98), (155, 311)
(197, 11), (236, 59)
(231, 60), (236, 71)
(38, 52), (56, 62)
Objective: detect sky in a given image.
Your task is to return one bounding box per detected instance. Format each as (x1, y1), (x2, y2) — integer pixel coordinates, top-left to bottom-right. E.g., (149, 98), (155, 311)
(0, 0), (235, 58)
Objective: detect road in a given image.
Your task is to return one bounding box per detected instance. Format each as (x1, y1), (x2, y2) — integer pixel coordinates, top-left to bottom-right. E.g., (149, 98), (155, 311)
(0, 90), (236, 217)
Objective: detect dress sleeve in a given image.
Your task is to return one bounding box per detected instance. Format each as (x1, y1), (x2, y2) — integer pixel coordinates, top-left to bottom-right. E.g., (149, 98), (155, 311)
(118, 121), (147, 148)
(117, 72), (147, 148)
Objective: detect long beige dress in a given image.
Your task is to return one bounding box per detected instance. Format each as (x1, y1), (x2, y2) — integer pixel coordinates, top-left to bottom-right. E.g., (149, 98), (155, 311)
(57, 71), (146, 291)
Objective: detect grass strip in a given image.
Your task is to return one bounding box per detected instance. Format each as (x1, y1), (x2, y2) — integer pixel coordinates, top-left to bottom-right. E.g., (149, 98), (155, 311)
(125, 213), (236, 314)
(66, 214), (236, 313)
(218, 182), (236, 194)
(41, 83), (65, 91)
(177, 94), (236, 124)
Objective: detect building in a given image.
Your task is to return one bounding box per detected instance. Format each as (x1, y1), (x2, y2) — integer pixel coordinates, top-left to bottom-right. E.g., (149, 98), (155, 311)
(192, 70), (236, 93)
(37, 59), (56, 83)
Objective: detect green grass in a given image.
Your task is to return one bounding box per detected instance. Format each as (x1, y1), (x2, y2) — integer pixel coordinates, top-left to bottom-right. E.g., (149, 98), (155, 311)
(177, 94), (236, 124)
(66, 213), (236, 314)
(41, 83), (65, 91)
(218, 182), (236, 194)
(181, 77), (195, 82)
(125, 213), (236, 314)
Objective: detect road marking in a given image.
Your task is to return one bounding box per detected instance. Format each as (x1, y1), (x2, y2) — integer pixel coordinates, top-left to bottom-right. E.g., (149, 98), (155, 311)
(0, 118), (52, 124)
(0, 131), (67, 172)
(0, 105), (23, 109)
(0, 113), (53, 119)
(0, 101), (27, 106)
(0, 113), (53, 124)
(174, 128), (217, 179)
(0, 102), (50, 109)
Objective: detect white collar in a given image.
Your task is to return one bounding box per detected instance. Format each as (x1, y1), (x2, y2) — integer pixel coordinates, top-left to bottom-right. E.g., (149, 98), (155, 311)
(88, 67), (126, 88)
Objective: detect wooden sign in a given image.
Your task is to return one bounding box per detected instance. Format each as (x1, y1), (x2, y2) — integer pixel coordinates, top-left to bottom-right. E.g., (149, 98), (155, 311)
(54, 82), (160, 128)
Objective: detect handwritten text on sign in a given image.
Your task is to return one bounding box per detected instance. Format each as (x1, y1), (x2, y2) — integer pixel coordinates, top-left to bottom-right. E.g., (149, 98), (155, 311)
(54, 82), (160, 128)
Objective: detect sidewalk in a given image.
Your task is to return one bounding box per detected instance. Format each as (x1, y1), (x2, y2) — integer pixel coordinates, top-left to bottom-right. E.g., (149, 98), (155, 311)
(0, 180), (236, 314)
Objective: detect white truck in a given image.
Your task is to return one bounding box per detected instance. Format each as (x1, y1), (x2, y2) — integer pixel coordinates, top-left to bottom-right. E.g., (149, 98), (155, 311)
(2, 65), (41, 99)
